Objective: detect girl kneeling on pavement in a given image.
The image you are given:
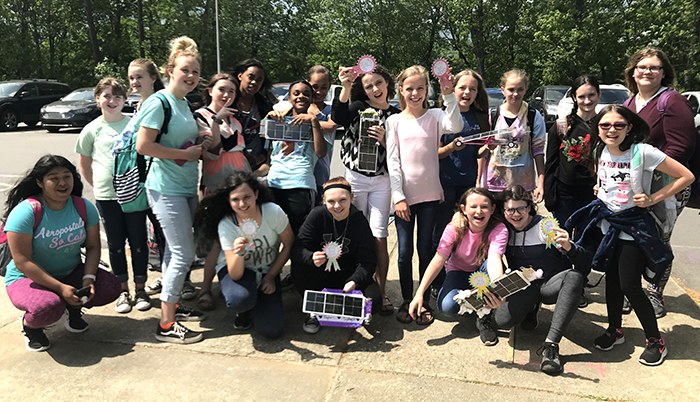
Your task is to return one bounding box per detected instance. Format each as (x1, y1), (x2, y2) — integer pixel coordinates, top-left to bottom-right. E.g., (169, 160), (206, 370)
(3, 155), (121, 351)
(290, 177), (381, 334)
(408, 188), (508, 334)
(194, 171), (293, 339)
(493, 185), (590, 375)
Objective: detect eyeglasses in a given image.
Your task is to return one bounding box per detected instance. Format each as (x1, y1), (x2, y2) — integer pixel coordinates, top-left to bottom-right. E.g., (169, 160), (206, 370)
(635, 65), (663, 74)
(598, 122), (629, 131)
(504, 206), (529, 216)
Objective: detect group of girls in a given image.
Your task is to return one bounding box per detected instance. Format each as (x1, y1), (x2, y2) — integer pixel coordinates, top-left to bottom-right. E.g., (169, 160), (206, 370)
(2, 39), (695, 375)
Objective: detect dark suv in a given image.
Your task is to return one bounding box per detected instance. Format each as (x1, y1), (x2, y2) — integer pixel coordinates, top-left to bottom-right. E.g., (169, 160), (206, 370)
(0, 80), (72, 131)
(529, 85), (568, 128)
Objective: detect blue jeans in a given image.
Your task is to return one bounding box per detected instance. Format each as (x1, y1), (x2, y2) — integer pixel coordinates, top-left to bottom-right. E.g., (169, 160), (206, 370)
(95, 200), (149, 285)
(395, 200), (439, 302)
(146, 189), (197, 304)
(553, 196), (595, 231)
(437, 261), (488, 315)
(218, 269), (284, 339)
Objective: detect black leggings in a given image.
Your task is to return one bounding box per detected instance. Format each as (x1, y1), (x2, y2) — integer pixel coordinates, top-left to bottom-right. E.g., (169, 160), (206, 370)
(606, 240), (660, 339)
(493, 269), (584, 343)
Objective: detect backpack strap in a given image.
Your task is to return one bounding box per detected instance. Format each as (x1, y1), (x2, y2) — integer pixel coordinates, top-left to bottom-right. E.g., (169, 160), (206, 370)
(526, 105), (536, 134)
(153, 92), (172, 143)
(623, 97), (632, 108)
(71, 195), (88, 226)
(630, 143), (645, 195)
(489, 107), (500, 130)
(25, 196), (43, 231)
(556, 117), (568, 141)
(656, 89), (675, 117)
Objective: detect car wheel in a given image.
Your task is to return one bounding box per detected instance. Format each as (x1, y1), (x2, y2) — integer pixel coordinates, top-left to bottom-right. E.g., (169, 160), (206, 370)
(46, 127), (60, 133)
(1, 109), (18, 131)
(25, 120), (39, 127)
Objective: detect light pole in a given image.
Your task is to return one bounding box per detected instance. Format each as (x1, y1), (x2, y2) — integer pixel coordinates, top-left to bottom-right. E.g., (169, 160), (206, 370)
(215, 0), (221, 73)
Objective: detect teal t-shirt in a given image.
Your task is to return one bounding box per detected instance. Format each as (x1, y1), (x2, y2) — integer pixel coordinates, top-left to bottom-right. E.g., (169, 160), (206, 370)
(267, 140), (319, 190)
(132, 90), (198, 196)
(4, 197), (100, 286)
(74, 116), (130, 200)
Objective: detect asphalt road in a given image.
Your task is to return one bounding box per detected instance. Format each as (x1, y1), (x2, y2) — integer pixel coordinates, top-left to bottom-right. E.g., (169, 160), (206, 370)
(1, 125), (698, 298)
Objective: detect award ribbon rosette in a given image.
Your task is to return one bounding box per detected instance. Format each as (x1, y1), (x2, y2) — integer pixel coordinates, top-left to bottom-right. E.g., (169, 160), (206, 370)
(351, 55), (377, 80)
(540, 217), (559, 249)
(431, 58), (451, 90)
(239, 218), (258, 248)
(469, 271), (491, 299)
(323, 241), (342, 272)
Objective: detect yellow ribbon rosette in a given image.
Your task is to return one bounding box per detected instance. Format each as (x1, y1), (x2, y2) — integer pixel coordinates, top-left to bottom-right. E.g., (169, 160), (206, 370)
(469, 272), (491, 299)
(540, 217), (559, 249)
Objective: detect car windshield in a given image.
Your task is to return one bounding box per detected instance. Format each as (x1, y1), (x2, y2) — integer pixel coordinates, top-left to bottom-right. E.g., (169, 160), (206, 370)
(546, 88), (568, 102)
(488, 92), (505, 108)
(272, 86), (288, 99)
(0, 83), (22, 97)
(600, 89), (629, 104)
(63, 90), (95, 101)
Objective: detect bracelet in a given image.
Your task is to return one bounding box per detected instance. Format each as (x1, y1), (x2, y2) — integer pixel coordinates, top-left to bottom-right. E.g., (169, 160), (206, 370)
(212, 115), (224, 125)
(236, 252), (246, 257)
(82, 274), (96, 281)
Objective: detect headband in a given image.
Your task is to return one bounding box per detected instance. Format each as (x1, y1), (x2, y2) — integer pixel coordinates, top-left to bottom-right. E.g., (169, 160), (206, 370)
(322, 183), (352, 193)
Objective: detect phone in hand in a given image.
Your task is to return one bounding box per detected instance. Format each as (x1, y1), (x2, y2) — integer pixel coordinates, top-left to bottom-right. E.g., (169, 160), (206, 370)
(74, 286), (91, 303)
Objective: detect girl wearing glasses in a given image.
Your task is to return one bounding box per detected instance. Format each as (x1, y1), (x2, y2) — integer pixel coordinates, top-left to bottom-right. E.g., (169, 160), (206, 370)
(491, 185), (589, 375)
(623, 47), (697, 319)
(569, 105), (693, 366)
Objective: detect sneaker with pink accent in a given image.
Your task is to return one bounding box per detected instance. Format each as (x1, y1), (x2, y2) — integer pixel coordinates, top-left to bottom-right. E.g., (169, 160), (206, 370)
(594, 328), (625, 351)
(639, 337), (667, 366)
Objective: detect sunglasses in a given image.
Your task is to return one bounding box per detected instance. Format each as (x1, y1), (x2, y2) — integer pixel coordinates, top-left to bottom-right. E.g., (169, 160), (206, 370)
(598, 123), (629, 131)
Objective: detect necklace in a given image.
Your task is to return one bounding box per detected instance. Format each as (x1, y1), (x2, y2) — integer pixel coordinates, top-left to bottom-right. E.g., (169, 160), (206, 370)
(332, 216), (349, 244)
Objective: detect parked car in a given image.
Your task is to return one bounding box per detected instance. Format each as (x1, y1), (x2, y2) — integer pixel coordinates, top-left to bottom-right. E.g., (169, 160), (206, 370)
(530, 85), (568, 127)
(0, 80), (72, 131)
(557, 84), (629, 119)
(273, 84), (343, 111)
(682, 91), (700, 129)
(272, 83), (291, 103)
(40, 87), (101, 132)
(161, 79), (206, 112)
(486, 88), (505, 109)
(122, 93), (141, 115)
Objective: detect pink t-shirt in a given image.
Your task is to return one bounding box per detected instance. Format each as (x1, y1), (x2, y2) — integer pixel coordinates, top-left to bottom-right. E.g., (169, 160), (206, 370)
(436, 222), (508, 273)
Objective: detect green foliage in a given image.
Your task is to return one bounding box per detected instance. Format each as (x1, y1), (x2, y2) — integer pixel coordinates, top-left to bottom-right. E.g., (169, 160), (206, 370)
(0, 0), (697, 95)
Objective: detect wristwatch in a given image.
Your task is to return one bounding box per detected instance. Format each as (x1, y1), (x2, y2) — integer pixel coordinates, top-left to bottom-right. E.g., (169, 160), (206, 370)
(212, 115), (224, 125)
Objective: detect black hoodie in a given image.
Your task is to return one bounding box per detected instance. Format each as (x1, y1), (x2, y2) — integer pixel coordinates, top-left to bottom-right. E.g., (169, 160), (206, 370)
(291, 204), (377, 291)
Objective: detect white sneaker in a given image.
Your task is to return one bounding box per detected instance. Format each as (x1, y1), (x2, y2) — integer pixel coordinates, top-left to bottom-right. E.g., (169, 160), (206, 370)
(134, 289), (152, 311)
(145, 277), (162, 295)
(115, 291), (132, 313)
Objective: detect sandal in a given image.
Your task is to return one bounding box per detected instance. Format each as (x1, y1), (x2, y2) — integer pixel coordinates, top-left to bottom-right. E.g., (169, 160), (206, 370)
(379, 296), (394, 316)
(197, 290), (216, 311)
(396, 301), (413, 324)
(416, 307), (434, 326)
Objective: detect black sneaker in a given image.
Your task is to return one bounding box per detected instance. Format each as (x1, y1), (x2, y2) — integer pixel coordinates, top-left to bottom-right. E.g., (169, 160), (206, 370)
(175, 304), (205, 321)
(134, 289), (152, 311)
(302, 315), (320, 334)
(579, 288), (588, 309)
(622, 296), (632, 315)
(521, 303), (540, 331)
(594, 328), (625, 351)
(233, 312), (253, 330)
(145, 277), (162, 295)
(155, 321), (203, 344)
(181, 280), (198, 300)
(476, 314), (498, 346)
(64, 308), (89, 333)
(638, 337), (667, 366)
(538, 342), (563, 375)
(646, 290), (666, 319)
(20, 315), (50, 352)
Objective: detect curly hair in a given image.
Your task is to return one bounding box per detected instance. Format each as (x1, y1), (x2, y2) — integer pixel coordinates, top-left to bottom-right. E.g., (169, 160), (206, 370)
(193, 171), (273, 242)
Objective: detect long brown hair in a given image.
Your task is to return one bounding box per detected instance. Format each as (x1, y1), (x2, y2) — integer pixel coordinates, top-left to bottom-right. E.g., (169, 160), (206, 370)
(449, 187), (502, 265)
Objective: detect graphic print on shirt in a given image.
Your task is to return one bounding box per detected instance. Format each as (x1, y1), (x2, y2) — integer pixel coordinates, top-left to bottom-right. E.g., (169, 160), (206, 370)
(245, 234), (277, 266)
(35, 217), (86, 252)
(598, 158), (632, 211)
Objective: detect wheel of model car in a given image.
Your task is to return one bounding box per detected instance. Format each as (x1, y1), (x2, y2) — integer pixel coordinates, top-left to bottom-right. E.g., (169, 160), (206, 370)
(1, 109), (18, 131)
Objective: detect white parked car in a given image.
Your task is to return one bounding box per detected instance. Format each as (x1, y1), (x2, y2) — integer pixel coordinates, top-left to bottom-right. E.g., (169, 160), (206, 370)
(273, 84), (342, 112)
(556, 84), (629, 119)
(681, 91), (700, 129)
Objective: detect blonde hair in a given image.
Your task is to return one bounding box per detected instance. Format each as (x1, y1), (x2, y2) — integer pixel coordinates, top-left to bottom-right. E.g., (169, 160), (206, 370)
(128, 58), (164, 94)
(94, 77), (127, 100)
(166, 36), (201, 73)
(500, 69), (529, 89)
(396, 65), (430, 110)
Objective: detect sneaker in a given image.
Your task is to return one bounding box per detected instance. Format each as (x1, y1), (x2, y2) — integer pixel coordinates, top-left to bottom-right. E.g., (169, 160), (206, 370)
(302, 315), (320, 334)
(134, 289), (152, 311)
(115, 291), (133, 313)
(155, 321), (203, 344)
(233, 312), (253, 330)
(64, 308), (89, 333)
(20, 315), (50, 352)
(646, 290), (666, 319)
(538, 342), (563, 375)
(181, 280), (198, 300)
(521, 303), (539, 331)
(175, 304), (205, 321)
(638, 337), (667, 366)
(579, 289), (589, 309)
(594, 328), (625, 351)
(145, 277), (162, 295)
(622, 296), (632, 315)
(476, 314), (498, 346)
